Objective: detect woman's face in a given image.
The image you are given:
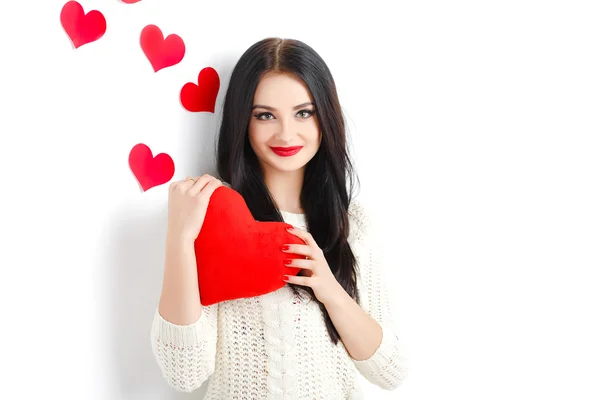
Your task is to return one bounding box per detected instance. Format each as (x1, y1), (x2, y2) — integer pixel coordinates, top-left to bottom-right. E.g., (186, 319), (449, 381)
(248, 71), (321, 176)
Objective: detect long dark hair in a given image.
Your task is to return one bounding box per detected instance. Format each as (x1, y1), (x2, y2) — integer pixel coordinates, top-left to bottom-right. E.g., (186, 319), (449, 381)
(215, 37), (359, 345)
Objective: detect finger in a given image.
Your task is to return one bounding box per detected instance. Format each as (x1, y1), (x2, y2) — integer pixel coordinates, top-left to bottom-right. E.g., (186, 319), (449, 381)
(196, 178), (223, 201)
(284, 258), (314, 270)
(282, 244), (312, 258)
(171, 177), (195, 192)
(297, 268), (312, 277)
(182, 176), (197, 186)
(282, 274), (311, 287)
(188, 174), (216, 196)
(286, 227), (318, 247)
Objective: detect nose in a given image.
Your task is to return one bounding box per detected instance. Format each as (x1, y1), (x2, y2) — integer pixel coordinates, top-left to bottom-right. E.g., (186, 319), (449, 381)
(275, 115), (295, 141)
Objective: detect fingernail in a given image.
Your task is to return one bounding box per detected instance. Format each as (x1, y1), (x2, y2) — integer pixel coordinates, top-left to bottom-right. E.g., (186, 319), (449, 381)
(283, 259), (292, 265)
(282, 275), (289, 281)
(281, 245), (290, 251)
(286, 226), (294, 231)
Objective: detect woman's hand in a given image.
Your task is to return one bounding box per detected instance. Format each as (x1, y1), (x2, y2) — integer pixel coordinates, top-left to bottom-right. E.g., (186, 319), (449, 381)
(281, 226), (345, 305)
(166, 174), (222, 243)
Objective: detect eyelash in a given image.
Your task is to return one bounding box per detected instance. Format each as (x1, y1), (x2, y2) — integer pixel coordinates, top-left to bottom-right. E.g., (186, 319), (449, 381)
(253, 109), (315, 121)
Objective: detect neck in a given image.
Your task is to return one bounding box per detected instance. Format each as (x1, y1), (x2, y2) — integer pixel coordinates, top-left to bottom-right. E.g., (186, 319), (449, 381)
(263, 167), (305, 214)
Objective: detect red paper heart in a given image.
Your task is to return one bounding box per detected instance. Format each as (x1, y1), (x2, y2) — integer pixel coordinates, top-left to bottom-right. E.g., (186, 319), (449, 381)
(140, 24), (185, 72)
(128, 143), (174, 191)
(195, 186), (304, 306)
(121, 0), (142, 3)
(60, 1), (106, 49)
(180, 67), (220, 113)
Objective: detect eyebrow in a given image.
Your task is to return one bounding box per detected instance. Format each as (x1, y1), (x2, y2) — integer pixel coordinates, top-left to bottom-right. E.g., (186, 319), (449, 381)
(251, 102), (314, 111)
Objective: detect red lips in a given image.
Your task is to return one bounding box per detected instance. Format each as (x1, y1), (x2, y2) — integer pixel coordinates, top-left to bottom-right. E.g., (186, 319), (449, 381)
(270, 146), (303, 157)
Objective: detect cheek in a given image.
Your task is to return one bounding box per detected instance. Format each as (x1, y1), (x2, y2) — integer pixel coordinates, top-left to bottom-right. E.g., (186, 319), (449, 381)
(248, 124), (266, 149)
(310, 126), (322, 148)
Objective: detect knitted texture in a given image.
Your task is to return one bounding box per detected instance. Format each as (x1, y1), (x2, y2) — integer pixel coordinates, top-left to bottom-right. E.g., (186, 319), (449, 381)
(150, 201), (408, 399)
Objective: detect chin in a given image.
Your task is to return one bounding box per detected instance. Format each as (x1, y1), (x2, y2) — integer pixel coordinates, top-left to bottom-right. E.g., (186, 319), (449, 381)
(265, 154), (310, 173)
(271, 161), (306, 173)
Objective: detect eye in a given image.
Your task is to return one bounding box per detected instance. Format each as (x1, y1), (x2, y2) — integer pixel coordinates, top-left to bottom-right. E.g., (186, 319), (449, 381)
(254, 112), (274, 121)
(297, 109), (315, 119)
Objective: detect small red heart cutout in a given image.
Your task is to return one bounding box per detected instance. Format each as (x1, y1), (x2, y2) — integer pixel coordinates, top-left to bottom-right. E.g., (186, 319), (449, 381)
(60, 1), (106, 49)
(128, 143), (175, 191)
(121, 0), (142, 3)
(180, 67), (220, 113)
(195, 186), (305, 306)
(140, 24), (185, 72)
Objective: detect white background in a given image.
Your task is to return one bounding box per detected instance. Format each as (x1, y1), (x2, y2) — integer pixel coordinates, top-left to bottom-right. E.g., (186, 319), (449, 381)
(1, 0), (599, 399)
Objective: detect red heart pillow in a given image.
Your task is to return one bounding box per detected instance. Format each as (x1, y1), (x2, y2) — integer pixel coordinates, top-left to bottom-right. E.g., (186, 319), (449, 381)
(194, 186), (305, 306)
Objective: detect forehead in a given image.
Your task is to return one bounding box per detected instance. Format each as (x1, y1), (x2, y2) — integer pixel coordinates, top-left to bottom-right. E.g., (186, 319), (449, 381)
(253, 72), (313, 106)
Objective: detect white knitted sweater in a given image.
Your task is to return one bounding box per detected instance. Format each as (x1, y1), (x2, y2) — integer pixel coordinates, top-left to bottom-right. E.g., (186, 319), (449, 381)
(150, 201), (407, 399)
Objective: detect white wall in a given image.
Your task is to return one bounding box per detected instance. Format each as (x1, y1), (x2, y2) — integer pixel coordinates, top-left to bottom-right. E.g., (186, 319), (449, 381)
(1, 0), (599, 399)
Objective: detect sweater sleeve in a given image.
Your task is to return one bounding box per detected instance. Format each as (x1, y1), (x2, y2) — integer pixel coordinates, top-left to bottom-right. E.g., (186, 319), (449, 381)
(349, 202), (409, 390)
(150, 304), (219, 392)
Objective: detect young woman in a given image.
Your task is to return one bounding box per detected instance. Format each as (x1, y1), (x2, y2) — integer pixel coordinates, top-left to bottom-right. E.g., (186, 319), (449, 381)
(151, 37), (407, 399)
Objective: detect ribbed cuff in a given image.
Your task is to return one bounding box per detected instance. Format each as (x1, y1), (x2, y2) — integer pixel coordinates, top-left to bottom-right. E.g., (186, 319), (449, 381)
(151, 308), (214, 348)
(352, 324), (399, 376)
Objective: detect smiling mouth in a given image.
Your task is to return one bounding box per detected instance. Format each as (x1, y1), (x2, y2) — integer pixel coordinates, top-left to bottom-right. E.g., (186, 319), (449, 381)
(270, 146), (303, 157)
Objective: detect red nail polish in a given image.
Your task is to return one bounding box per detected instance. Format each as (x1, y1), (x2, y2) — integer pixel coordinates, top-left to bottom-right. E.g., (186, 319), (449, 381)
(282, 275), (289, 281)
(281, 245), (289, 251)
(284, 259), (292, 265)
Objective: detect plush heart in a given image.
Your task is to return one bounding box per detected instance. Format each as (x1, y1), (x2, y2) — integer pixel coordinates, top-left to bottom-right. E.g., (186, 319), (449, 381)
(140, 24), (185, 72)
(60, 1), (106, 49)
(195, 186), (304, 306)
(180, 67), (220, 113)
(128, 143), (175, 191)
